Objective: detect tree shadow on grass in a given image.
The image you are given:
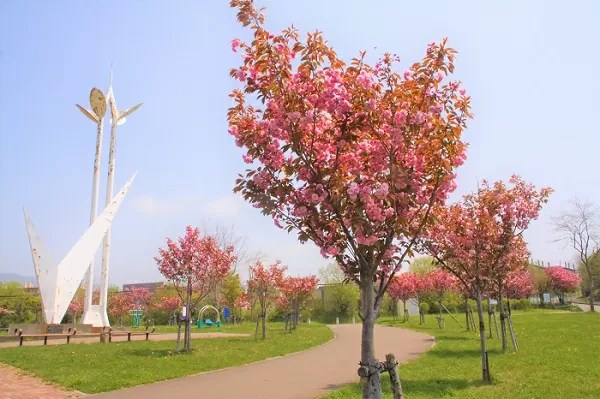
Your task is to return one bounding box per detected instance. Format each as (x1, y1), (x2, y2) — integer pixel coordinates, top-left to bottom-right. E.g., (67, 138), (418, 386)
(427, 347), (485, 358)
(435, 335), (472, 342)
(125, 348), (187, 357)
(403, 377), (487, 396)
(426, 346), (503, 358)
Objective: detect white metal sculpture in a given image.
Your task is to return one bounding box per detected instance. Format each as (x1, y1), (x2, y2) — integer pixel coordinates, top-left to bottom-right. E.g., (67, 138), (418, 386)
(77, 88), (107, 326)
(25, 76), (142, 327)
(98, 77), (142, 326)
(25, 174), (136, 324)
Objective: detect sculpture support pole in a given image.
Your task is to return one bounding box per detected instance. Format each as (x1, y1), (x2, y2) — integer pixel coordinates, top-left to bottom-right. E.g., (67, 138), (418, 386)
(77, 88), (107, 326)
(99, 121), (117, 326)
(98, 78), (141, 327)
(83, 120), (103, 313)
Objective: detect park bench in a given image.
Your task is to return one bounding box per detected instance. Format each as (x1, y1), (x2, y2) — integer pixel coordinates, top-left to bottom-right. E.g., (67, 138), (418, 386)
(107, 326), (155, 343)
(15, 327), (78, 347)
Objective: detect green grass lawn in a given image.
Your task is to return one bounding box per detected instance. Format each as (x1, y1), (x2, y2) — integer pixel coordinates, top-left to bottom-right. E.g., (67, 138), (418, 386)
(326, 310), (600, 399)
(0, 322), (332, 394)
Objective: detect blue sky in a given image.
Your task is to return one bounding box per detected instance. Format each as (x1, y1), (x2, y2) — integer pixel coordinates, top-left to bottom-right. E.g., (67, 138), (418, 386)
(1, 1), (598, 286)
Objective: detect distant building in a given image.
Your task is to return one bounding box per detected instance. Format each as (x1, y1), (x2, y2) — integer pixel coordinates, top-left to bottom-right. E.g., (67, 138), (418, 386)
(122, 282), (165, 293)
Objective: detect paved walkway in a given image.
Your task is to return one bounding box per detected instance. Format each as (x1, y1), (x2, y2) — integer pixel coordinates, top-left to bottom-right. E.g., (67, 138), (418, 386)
(0, 325), (433, 399)
(90, 324), (434, 399)
(576, 303), (596, 312)
(0, 365), (83, 399)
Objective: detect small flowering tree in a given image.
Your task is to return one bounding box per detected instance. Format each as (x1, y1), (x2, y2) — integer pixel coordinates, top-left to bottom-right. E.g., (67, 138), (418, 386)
(425, 269), (458, 329)
(426, 176), (551, 380)
(387, 273), (419, 322)
(247, 260), (286, 340)
(234, 292), (252, 321)
(545, 266), (580, 304)
(108, 292), (132, 326)
(68, 294), (84, 324)
(278, 275), (319, 331)
(413, 273), (433, 325)
(155, 295), (182, 323)
(504, 270), (536, 300)
(155, 226), (236, 352)
(125, 288), (152, 311)
(228, 1), (471, 396)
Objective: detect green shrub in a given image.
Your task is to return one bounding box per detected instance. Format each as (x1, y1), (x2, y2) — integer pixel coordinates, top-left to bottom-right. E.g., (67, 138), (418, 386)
(419, 302), (430, 314)
(509, 299), (533, 311)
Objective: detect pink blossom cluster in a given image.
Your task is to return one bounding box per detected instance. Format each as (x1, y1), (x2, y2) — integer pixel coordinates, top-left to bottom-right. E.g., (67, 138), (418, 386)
(504, 270), (536, 299)
(234, 292), (252, 311)
(426, 176), (552, 297)
(388, 271), (454, 302)
(387, 272), (420, 302)
(228, 3), (472, 288)
(247, 260), (286, 305)
(125, 288), (152, 309)
(155, 225), (236, 300)
(155, 295), (182, 312)
(425, 269), (459, 299)
(68, 296), (84, 315)
(545, 266), (580, 294)
(277, 275), (318, 312)
(108, 292), (133, 319)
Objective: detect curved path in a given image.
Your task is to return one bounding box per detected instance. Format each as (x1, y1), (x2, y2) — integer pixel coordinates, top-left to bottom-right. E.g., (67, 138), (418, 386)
(89, 324), (434, 399)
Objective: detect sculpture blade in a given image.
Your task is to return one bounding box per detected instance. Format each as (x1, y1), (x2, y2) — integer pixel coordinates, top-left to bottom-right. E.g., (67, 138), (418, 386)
(51, 172), (137, 323)
(23, 209), (58, 323)
(117, 103), (142, 122)
(75, 104), (99, 123)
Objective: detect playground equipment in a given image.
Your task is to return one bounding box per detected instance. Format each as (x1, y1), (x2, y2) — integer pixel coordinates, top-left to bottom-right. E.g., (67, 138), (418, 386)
(130, 309), (143, 327)
(196, 305), (221, 328)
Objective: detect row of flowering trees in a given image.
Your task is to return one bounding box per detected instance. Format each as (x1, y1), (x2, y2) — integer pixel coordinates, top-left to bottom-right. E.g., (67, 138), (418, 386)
(224, 1), (561, 395)
(67, 287), (179, 326)
(153, 225), (319, 350)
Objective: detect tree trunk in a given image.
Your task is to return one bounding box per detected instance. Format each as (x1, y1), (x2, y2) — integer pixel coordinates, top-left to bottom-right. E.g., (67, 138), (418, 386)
(506, 299), (518, 351)
(261, 297), (267, 340)
(254, 313), (259, 340)
(589, 278), (595, 312)
(184, 280), (192, 352)
(358, 271), (382, 399)
(403, 301), (408, 323)
(487, 298), (493, 339)
(465, 298), (470, 331)
(176, 321), (182, 352)
(498, 292), (508, 352)
(475, 290), (491, 382)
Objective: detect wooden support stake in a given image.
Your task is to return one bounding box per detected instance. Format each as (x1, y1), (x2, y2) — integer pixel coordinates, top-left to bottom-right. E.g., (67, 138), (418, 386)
(385, 353), (403, 399)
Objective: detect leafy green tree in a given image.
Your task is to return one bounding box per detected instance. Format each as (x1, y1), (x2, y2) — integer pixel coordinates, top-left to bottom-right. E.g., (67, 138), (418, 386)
(0, 282), (42, 326)
(409, 256), (435, 275)
(578, 252), (600, 300)
(221, 272), (244, 323)
(318, 263), (359, 321)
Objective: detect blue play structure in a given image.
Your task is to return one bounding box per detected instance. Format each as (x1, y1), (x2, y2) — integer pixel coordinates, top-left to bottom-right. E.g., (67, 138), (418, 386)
(196, 305), (221, 328)
(197, 318), (221, 328)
